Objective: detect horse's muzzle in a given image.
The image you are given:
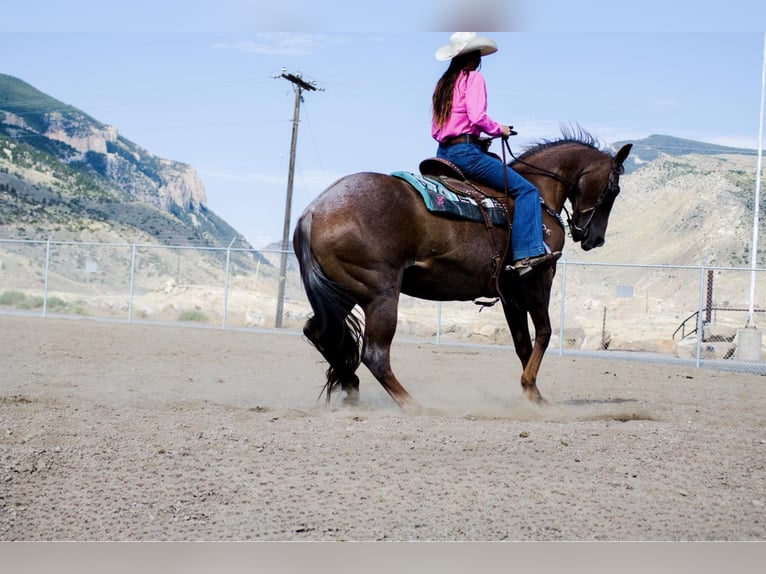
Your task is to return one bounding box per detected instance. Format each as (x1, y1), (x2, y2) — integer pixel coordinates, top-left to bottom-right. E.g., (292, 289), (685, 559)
(581, 235), (605, 251)
(571, 210), (606, 250)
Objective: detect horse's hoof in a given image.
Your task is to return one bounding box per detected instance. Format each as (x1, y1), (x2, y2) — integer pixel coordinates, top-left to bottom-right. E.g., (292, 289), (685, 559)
(342, 390), (360, 406)
(400, 399), (423, 416)
(524, 389), (548, 406)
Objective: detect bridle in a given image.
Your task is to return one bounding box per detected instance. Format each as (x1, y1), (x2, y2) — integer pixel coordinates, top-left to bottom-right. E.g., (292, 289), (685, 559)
(566, 163), (623, 243)
(501, 138), (623, 243)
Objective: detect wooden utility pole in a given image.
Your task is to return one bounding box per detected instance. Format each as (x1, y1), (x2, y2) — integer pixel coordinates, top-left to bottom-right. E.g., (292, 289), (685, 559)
(274, 70), (320, 328)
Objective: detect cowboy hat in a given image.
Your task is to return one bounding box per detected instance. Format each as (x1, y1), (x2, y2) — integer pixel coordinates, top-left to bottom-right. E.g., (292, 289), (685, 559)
(435, 32), (497, 61)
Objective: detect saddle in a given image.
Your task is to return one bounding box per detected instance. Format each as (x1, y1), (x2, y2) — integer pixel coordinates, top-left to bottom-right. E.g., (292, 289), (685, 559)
(412, 157), (566, 232)
(417, 157), (511, 227)
(390, 158), (512, 230)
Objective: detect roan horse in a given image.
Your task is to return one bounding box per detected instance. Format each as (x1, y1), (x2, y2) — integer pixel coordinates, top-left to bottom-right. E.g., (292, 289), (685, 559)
(293, 130), (632, 413)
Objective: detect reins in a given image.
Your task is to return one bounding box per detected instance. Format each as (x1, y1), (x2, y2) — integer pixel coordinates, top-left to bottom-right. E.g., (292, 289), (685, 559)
(503, 137), (572, 188)
(500, 137), (582, 236)
(498, 135), (572, 234)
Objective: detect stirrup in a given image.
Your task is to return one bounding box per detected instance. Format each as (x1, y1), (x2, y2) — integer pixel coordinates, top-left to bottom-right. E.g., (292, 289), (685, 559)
(506, 250), (561, 277)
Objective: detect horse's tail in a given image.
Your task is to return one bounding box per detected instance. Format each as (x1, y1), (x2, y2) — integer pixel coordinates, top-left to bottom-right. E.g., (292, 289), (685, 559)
(293, 211), (363, 402)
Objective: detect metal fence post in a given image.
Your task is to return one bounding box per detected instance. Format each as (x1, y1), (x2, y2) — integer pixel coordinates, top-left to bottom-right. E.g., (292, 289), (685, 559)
(557, 255), (567, 355)
(436, 302), (442, 345)
(223, 237), (236, 329)
(128, 242), (137, 322)
(42, 232), (54, 317)
(694, 261), (707, 368)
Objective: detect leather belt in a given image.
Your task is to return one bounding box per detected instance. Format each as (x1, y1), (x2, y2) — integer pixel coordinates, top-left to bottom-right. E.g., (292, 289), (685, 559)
(439, 134), (480, 147)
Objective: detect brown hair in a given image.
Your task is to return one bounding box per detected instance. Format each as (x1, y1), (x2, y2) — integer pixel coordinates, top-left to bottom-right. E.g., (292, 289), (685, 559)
(431, 51), (482, 128)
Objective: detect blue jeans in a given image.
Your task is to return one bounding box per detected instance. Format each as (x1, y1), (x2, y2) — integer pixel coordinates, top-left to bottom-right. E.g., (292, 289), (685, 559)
(437, 142), (545, 260)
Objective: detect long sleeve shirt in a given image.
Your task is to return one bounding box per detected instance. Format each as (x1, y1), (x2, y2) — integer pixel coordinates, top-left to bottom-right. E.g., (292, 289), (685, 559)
(432, 70), (504, 142)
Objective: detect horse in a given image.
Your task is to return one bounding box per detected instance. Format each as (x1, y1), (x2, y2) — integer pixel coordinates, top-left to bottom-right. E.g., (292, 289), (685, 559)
(293, 130), (632, 413)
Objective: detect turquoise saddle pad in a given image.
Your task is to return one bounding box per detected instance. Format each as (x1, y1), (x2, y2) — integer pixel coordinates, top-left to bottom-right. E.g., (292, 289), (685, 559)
(391, 171), (507, 227)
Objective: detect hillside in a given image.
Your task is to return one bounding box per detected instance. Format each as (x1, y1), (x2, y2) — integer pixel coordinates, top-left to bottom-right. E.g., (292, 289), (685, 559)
(583, 150), (761, 267)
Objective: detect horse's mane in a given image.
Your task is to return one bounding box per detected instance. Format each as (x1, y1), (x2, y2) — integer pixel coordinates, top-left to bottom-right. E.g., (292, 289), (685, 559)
(516, 125), (603, 161)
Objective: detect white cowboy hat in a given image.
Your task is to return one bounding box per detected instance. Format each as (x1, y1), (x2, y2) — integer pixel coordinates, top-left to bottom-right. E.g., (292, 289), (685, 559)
(435, 32), (498, 61)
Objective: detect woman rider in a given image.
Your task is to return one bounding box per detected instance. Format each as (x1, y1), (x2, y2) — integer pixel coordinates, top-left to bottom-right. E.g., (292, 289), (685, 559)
(432, 32), (560, 276)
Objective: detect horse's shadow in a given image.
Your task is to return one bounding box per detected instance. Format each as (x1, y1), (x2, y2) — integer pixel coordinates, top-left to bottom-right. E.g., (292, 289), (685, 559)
(562, 397), (639, 406)
(441, 396), (656, 422)
(553, 397), (658, 422)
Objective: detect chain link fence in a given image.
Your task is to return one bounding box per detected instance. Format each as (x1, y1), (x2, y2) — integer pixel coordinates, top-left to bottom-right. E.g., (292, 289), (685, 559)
(1, 238), (765, 374)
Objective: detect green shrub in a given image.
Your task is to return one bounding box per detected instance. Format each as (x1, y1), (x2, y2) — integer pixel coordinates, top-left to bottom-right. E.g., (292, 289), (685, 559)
(46, 297), (68, 312)
(19, 296), (44, 309)
(0, 291), (86, 314)
(179, 310), (208, 322)
(0, 290), (27, 307)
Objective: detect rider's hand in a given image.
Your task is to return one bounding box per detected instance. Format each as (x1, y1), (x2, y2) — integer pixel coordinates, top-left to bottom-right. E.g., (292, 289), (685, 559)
(501, 125), (518, 138)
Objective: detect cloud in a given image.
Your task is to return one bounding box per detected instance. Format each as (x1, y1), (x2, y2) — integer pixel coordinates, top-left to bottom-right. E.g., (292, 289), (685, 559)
(212, 33), (339, 56)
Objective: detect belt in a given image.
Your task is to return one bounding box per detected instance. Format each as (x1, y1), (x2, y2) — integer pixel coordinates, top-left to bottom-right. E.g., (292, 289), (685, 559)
(439, 134), (481, 147)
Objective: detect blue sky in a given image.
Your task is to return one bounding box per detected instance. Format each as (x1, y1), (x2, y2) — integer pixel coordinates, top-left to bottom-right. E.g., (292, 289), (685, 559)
(1, 3), (765, 247)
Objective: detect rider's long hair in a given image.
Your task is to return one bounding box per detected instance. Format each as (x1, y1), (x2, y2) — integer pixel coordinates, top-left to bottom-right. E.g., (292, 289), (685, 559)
(432, 50), (482, 129)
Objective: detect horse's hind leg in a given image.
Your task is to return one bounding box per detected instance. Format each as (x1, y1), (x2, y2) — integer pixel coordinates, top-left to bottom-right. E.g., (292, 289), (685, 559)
(361, 297), (420, 413)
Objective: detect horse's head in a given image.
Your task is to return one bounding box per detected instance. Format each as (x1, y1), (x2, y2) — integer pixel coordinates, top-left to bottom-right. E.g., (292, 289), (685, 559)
(568, 143), (632, 250)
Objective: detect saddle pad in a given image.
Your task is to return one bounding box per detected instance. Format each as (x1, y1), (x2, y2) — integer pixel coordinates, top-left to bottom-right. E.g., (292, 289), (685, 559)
(391, 171), (507, 227)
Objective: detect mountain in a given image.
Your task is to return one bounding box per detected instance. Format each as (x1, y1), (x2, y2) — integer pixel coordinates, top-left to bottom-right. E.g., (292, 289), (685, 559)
(576, 140), (762, 268)
(613, 133), (758, 173)
(597, 133), (762, 266)
(0, 73), (249, 252)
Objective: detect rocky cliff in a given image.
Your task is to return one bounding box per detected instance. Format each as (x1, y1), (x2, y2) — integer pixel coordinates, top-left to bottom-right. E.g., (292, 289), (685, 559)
(0, 73), (249, 252)
(0, 83), (207, 216)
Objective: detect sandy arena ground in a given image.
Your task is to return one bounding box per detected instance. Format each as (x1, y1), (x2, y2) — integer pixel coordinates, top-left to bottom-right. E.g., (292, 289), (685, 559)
(0, 314), (765, 541)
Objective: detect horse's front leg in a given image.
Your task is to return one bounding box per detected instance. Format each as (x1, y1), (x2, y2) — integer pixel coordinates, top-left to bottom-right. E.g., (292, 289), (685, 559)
(502, 301), (532, 367)
(502, 266), (557, 404)
(519, 321), (551, 405)
(520, 270), (557, 404)
(502, 301), (545, 403)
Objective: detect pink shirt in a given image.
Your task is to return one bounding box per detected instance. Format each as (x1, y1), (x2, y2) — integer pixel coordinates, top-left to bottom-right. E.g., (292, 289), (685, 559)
(432, 70), (504, 142)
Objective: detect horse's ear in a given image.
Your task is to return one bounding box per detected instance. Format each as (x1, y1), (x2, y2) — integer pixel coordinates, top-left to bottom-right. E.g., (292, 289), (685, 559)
(614, 143), (632, 168)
